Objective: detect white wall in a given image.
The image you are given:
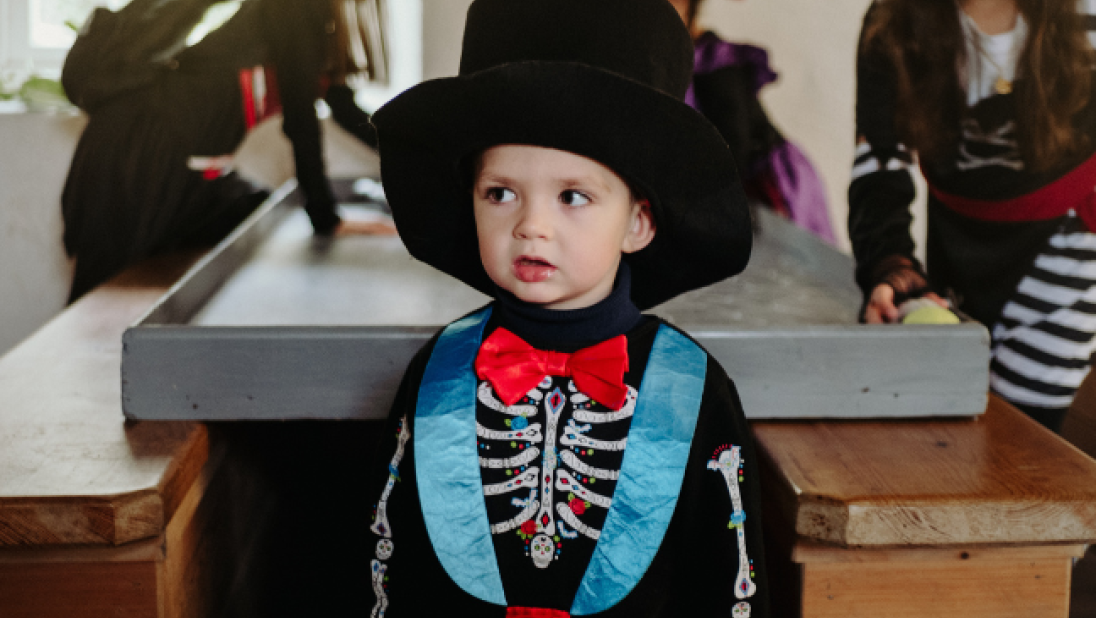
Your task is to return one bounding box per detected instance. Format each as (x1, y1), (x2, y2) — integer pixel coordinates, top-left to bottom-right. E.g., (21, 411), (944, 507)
(421, 0), (472, 80)
(356, 0), (424, 112)
(0, 107), (81, 355)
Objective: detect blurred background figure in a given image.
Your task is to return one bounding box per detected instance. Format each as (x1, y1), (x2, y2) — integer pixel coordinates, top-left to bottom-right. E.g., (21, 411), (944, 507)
(669, 0), (834, 243)
(850, 0), (1096, 431)
(61, 0), (390, 303)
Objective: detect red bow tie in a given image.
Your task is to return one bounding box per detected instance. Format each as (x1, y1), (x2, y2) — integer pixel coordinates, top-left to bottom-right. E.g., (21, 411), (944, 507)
(474, 328), (630, 410)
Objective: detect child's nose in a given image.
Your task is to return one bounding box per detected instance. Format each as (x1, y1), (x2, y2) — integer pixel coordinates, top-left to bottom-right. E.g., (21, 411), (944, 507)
(514, 199), (554, 240)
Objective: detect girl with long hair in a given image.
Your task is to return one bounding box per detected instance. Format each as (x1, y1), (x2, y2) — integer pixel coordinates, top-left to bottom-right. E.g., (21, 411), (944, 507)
(850, 0), (1096, 429)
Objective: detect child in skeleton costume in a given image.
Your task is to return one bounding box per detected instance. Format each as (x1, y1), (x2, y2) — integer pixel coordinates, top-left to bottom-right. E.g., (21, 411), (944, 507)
(364, 1), (769, 616)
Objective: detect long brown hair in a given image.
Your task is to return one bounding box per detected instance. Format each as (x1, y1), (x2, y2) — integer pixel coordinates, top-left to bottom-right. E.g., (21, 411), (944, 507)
(863, 0), (1093, 170)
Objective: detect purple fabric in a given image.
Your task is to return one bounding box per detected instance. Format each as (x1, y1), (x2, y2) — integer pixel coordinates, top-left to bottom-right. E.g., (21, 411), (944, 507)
(769, 141), (835, 243)
(685, 31), (777, 107)
(685, 31), (834, 244)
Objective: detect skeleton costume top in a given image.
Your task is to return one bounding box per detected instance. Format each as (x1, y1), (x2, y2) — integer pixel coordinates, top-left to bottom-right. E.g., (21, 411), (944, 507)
(364, 266), (769, 617)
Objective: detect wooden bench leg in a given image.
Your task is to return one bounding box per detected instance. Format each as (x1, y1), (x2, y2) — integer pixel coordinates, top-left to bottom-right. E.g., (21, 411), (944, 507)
(793, 542), (1083, 618)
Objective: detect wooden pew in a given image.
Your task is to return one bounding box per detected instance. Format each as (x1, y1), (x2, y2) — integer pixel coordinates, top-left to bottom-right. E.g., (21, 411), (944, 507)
(754, 396), (1096, 617)
(0, 253), (235, 618)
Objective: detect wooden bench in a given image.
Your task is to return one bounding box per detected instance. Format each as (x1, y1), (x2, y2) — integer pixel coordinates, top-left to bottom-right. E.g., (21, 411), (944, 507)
(754, 396), (1096, 617)
(0, 254), (233, 617)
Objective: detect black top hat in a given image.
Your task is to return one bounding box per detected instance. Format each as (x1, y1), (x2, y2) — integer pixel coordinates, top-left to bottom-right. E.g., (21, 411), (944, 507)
(372, 0), (751, 310)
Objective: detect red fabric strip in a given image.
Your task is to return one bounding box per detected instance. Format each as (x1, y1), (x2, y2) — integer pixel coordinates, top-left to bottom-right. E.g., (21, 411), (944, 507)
(926, 152), (1096, 231)
(506, 608), (571, 618)
(239, 68), (257, 129)
(263, 65), (283, 120)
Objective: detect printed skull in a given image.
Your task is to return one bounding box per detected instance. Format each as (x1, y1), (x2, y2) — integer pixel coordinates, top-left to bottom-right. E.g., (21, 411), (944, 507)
(530, 533), (555, 568)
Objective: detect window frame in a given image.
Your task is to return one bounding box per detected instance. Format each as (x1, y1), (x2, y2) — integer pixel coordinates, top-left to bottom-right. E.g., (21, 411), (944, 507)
(1, 0), (86, 78)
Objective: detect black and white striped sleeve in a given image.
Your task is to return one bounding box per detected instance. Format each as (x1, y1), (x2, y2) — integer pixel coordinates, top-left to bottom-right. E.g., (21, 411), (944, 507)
(847, 3), (921, 297)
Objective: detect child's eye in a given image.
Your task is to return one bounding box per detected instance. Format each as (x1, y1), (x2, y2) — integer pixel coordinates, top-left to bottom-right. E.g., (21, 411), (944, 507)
(560, 190), (590, 207)
(485, 187), (516, 203)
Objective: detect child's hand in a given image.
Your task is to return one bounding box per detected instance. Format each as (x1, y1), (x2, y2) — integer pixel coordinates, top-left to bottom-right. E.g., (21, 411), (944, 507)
(863, 283), (947, 324)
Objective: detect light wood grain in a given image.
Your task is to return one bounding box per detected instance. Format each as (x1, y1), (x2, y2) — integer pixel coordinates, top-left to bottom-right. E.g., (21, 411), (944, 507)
(0, 253), (207, 546)
(0, 552), (160, 618)
(793, 540), (1086, 563)
(799, 545), (1075, 618)
(0, 434), (235, 618)
(159, 438), (229, 618)
(753, 395), (1096, 546)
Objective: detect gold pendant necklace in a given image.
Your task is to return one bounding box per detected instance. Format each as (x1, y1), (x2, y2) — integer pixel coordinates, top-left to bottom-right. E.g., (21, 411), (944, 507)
(976, 43), (1013, 96)
(962, 12), (1017, 97)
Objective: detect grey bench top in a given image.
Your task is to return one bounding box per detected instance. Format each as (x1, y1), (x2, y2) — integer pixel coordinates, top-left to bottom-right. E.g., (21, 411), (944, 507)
(122, 184), (989, 421)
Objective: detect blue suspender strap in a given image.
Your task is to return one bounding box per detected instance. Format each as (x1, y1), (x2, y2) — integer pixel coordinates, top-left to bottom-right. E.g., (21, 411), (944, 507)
(571, 325), (707, 615)
(415, 306), (507, 606)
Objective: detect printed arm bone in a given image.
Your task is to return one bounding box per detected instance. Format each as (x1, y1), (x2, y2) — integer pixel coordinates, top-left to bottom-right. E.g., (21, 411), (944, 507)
(708, 449), (756, 599)
(370, 560), (390, 618)
(370, 414), (412, 538)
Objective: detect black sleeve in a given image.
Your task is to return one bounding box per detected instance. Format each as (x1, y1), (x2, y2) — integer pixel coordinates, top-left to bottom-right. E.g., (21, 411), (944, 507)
(260, 0), (342, 234)
(325, 84), (379, 149)
(848, 4), (922, 297)
(680, 359), (770, 618)
(63, 0), (215, 110)
(362, 339), (435, 616)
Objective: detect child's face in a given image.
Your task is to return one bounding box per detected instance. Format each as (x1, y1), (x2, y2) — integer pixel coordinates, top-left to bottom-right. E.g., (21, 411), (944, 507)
(473, 145), (655, 310)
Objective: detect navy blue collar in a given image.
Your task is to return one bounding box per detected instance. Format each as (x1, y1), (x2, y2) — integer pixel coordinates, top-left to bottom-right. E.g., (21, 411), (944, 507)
(493, 263), (643, 350)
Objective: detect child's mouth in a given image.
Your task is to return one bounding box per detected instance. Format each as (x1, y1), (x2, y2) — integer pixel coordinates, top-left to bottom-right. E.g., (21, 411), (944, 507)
(514, 256), (556, 283)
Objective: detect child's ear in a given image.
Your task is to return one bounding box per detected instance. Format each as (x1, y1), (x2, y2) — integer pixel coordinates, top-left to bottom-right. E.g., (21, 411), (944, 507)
(622, 199), (656, 254)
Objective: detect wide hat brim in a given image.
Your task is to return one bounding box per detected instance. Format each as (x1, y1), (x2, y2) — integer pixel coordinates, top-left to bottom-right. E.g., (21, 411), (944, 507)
(372, 60), (752, 310)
